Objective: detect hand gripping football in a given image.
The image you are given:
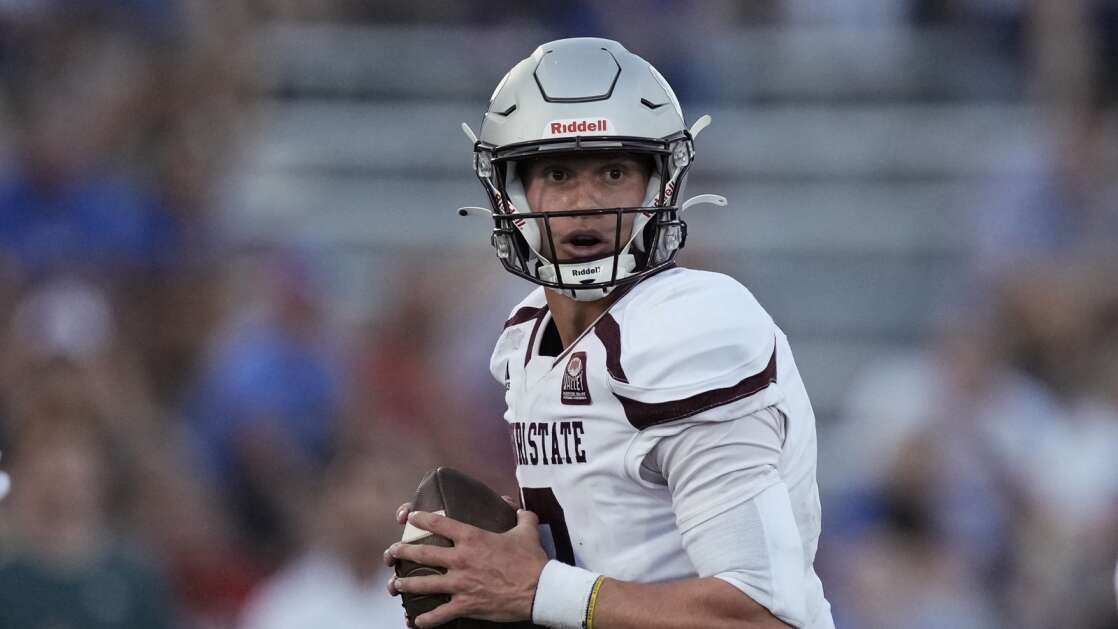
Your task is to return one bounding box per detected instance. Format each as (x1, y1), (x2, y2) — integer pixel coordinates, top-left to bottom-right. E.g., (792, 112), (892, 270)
(396, 467), (542, 629)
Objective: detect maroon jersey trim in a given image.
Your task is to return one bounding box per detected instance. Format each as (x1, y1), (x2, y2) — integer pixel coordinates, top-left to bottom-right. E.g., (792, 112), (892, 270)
(524, 307), (549, 367)
(593, 313), (629, 383)
(615, 348), (778, 429)
(504, 305), (547, 329)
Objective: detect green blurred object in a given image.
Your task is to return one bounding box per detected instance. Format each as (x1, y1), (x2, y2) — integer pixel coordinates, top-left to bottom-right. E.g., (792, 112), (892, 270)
(0, 546), (174, 629)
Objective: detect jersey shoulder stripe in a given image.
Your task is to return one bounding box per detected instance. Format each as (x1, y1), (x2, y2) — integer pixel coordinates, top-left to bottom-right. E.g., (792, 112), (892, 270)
(601, 267), (783, 429)
(615, 346), (777, 429)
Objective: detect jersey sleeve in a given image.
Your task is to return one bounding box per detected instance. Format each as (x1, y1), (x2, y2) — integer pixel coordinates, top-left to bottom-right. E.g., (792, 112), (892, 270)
(653, 405), (786, 528)
(606, 271), (783, 430)
(656, 407), (812, 627)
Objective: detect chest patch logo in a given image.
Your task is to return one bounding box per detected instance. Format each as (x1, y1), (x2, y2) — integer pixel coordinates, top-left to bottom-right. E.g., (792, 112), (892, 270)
(561, 351), (592, 405)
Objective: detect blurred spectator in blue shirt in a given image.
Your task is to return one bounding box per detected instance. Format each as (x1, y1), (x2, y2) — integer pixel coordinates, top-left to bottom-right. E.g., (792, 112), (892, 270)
(0, 4), (184, 282)
(187, 253), (342, 569)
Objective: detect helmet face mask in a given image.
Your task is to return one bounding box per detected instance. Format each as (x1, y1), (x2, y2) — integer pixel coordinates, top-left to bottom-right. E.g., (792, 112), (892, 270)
(467, 38), (704, 301)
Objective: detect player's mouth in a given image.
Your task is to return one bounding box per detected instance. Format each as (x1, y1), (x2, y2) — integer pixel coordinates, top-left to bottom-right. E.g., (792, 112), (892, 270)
(557, 230), (614, 261)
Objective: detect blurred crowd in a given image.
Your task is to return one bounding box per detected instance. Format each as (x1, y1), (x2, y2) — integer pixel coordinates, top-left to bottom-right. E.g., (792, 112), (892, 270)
(825, 250), (1118, 629)
(0, 1), (1114, 629)
(0, 2), (437, 627)
(820, 2), (1118, 628)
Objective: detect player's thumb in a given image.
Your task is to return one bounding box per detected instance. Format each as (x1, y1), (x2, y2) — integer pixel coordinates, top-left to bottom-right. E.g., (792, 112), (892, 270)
(514, 508), (540, 531)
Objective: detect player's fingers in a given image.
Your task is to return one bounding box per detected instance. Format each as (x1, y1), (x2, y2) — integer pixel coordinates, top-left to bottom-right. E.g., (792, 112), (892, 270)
(501, 494), (520, 509)
(396, 502), (414, 525)
(408, 510), (476, 542)
(383, 545), (400, 567)
(393, 573), (454, 596)
(387, 574), (400, 596)
(389, 541), (455, 568)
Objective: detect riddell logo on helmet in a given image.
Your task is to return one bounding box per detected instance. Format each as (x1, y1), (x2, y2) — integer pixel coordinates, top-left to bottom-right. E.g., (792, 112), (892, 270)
(546, 118), (611, 136)
(571, 266), (601, 276)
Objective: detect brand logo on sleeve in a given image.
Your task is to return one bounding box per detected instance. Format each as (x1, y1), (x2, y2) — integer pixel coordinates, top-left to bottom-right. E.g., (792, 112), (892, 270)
(545, 118), (611, 136)
(561, 351), (591, 405)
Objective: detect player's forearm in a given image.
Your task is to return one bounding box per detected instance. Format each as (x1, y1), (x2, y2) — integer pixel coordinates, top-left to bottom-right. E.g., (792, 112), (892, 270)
(589, 576), (793, 629)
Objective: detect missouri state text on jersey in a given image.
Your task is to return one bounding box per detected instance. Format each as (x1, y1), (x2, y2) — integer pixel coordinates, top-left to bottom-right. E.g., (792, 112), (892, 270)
(488, 266), (825, 591)
(510, 420), (588, 466)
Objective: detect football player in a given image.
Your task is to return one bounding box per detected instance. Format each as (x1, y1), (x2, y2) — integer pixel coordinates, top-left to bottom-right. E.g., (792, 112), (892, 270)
(386, 38), (834, 629)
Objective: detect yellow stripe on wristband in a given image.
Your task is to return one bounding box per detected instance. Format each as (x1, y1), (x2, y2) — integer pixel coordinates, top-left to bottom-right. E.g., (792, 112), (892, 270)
(584, 576), (606, 629)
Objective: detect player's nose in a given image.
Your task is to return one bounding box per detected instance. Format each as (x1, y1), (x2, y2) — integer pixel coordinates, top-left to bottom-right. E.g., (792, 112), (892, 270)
(566, 176), (605, 212)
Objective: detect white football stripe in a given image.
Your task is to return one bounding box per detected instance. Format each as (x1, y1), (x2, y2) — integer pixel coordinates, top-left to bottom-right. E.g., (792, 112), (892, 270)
(400, 509), (446, 543)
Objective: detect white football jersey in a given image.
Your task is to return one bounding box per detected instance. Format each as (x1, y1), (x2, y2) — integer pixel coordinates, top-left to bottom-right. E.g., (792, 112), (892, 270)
(490, 266), (831, 627)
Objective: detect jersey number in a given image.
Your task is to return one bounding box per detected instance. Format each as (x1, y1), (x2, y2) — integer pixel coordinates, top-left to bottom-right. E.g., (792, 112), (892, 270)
(522, 487), (575, 565)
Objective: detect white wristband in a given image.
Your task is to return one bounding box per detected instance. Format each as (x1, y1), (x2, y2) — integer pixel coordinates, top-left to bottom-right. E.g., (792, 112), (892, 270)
(531, 560), (601, 629)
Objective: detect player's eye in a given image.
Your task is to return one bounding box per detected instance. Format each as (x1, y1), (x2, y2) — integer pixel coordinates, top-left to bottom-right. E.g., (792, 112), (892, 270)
(605, 167), (624, 181)
(546, 169), (568, 183)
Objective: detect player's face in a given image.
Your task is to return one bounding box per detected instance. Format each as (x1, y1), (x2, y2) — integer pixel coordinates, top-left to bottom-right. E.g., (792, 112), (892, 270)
(521, 153), (652, 262)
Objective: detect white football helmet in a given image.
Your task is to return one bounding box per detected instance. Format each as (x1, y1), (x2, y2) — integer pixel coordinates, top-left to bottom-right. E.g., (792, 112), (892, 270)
(461, 38), (724, 301)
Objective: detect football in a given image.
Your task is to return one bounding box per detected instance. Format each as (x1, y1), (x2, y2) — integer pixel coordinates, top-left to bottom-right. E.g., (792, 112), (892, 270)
(395, 467), (541, 629)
